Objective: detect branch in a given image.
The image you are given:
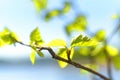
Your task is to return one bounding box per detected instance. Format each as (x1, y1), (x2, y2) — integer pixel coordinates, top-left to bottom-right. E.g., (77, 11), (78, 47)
(107, 18), (120, 43)
(102, 40), (113, 80)
(16, 41), (109, 80)
(104, 18), (120, 80)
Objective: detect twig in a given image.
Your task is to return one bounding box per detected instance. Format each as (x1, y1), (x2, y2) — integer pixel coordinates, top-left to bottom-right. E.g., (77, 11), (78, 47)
(16, 41), (109, 80)
(103, 43), (113, 80)
(104, 18), (120, 80)
(107, 18), (120, 43)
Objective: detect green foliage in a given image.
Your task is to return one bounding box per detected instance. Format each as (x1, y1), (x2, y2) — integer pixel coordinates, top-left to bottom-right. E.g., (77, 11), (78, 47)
(45, 10), (61, 21)
(113, 56), (120, 70)
(57, 48), (74, 68)
(78, 47), (90, 56)
(30, 48), (44, 64)
(30, 27), (44, 46)
(70, 34), (98, 47)
(30, 49), (36, 64)
(0, 28), (19, 47)
(37, 51), (44, 57)
(44, 2), (71, 21)
(94, 30), (106, 41)
(32, 46), (44, 57)
(90, 45), (104, 56)
(0, 2), (120, 79)
(65, 15), (87, 35)
(57, 48), (67, 68)
(32, 0), (47, 12)
(106, 45), (119, 57)
(29, 27), (44, 64)
(62, 2), (71, 13)
(46, 39), (66, 47)
(45, 34), (97, 68)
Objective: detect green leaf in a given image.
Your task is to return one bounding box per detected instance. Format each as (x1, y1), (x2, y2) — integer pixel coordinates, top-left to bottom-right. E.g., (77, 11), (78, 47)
(30, 50), (36, 64)
(46, 39), (66, 47)
(94, 30), (106, 41)
(0, 38), (5, 47)
(0, 28), (19, 46)
(32, 0), (47, 12)
(31, 45), (44, 57)
(57, 48), (74, 68)
(45, 10), (61, 21)
(65, 15), (87, 35)
(70, 34), (98, 47)
(36, 50), (44, 57)
(91, 45), (104, 56)
(65, 23), (74, 35)
(78, 47), (90, 56)
(62, 2), (71, 13)
(30, 27), (43, 45)
(113, 56), (120, 70)
(106, 46), (118, 57)
(71, 34), (83, 46)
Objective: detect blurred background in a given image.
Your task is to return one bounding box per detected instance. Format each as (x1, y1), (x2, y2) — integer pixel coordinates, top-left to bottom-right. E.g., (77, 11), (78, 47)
(0, 0), (120, 80)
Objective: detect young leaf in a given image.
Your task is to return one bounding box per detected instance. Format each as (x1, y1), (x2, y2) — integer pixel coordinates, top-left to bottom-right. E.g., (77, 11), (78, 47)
(0, 38), (5, 47)
(78, 47), (90, 56)
(46, 39), (66, 47)
(62, 2), (71, 13)
(70, 34), (98, 47)
(57, 48), (67, 68)
(30, 50), (36, 64)
(45, 10), (61, 21)
(65, 15), (87, 35)
(36, 50), (44, 57)
(57, 48), (74, 68)
(106, 46), (118, 56)
(113, 56), (120, 70)
(0, 28), (19, 46)
(94, 30), (106, 41)
(32, 0), (47, 12)
(65, 23), (73, 35)
(74, 15), (87, 30)
(30, 27), (43, 45)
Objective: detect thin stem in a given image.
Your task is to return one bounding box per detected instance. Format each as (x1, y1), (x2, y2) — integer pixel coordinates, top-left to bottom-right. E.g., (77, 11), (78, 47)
(104, 44), (113, 80)
(104, 18), (120, 80)
(107, 19), (120, 43)
(16, 41), (110, 80)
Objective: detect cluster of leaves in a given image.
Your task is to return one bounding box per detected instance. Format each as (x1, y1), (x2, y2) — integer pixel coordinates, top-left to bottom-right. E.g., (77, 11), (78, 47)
(0, 1), (120, 80)
(32, 0), (47, 12)
(44, 2), (71, 21)
(0, 26), (119, 70)
(29, 27), (44, 64)
(0, 27), (98, 68)
(32, 0), (71, 21)
(32, 0), (87, 35)
(65, 15), (87, 35)
(74, 29), (120, 71)
(63, 13), (120, 71)
(1, 2), (119, 71)
(29, 27), (99, 68)
(0, 28), (18, 47)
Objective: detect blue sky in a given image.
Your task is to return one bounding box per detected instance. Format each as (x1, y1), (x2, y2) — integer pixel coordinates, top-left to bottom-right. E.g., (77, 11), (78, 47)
(0, 0), (120, 60)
